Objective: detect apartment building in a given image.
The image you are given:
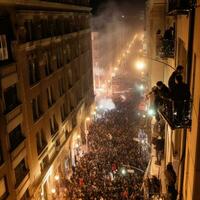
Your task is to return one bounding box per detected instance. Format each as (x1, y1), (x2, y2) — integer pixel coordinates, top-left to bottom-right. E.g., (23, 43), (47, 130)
(0, 1), (94, 199)
(146, 0), (200, 199)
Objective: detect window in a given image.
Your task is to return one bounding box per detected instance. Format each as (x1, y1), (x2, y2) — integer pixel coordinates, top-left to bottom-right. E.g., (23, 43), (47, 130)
(68, 68), (73, 88)
(47, 86), (54, 107)
(49, 115), (58, 136)
(28, 52), (40, 85)
(44, 50), (53, 76)
(58, 78), (65, 97)
(60, 103), (67, 122)
(0, 35), (8, 61)
(24, 19), (33, 42)
(4, 84), (19, 113)
(0, 177), (8, 199)
(0, 16), (13, 65)
(14, 159), (28, 187)
(9, 125), (25, 151)
(40, 155), (49, 172)
(56, 44), (63, 69)
(36, 130), (47, 155)
(32, 95), (42, 122)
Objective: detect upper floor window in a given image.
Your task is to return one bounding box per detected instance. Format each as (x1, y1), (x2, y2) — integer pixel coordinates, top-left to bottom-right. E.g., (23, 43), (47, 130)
(36, 129), (47, 155)
(44, 49), (53, 76)
(60, 103), (67, 122)
(32, 95), (42, 122)
(58, 78), (65, 97)
(9, 125), (25, 151)
(3, 84), (19, 113)
(0, 176), (8, 199)
(28, 52), (40, 86)
(47, 86), (55, 107)
(56, 44), (63, 69)
(0, 16), (13, 66)
(49, 114), (58, 136)
(68, 68), (73, 88)
(14, 159), (28, 187)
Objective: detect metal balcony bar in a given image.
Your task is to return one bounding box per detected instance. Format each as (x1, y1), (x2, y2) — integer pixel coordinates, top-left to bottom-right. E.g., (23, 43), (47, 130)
(168, 0), (192, 15)
(158, 99), (192, 130)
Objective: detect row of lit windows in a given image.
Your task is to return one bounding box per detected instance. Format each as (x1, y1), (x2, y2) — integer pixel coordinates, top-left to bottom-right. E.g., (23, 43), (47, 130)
(40, 0), (90, 6)
(17, 14), (90, 43)
(27, 37), (90, 87)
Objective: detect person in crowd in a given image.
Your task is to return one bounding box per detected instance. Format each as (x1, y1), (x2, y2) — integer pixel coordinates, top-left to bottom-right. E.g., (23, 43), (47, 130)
(63, 94), (149, 200)
(168, 65), (184, 91)
(171, 75), (191, 123)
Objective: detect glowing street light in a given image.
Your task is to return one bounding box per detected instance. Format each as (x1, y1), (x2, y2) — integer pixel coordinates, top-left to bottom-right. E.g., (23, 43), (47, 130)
(135, 60), (145, 70)
(148, 108), (156, 116)
(51, 188), (56, 194)
(54, 175), (59, 181)
(112, 72), (116, 77)
(75, 143), (79, 148)
(114, 67), (118, 71)
(86, 117), (90, 121)
(139, 84), (144, 91)
(121, 168), (127, 175)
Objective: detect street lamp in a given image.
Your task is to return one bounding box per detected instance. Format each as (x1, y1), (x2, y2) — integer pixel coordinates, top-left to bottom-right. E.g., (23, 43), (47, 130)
(139, 84), (144, 91)
(120, 168), (127, 176)
(147, 108), (155, 116)
(135, 60), (145, 70)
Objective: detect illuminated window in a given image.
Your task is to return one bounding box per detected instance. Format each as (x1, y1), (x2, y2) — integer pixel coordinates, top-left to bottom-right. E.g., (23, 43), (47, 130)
(32, 95), (42, 122)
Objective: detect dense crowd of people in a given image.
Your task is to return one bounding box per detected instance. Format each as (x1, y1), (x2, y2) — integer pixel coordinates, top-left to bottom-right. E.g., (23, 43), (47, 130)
(66, 94), (150, 200)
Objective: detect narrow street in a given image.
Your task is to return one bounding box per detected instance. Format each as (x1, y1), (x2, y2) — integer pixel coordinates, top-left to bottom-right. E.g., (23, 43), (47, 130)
(65, 74), (150, 199)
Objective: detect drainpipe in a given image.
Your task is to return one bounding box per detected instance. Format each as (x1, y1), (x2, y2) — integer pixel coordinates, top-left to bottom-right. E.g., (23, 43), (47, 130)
(179, 2), (195, 200)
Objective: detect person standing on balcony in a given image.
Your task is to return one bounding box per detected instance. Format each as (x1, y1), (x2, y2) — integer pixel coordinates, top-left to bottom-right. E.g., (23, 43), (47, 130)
(164, 163), (177, 200)
(168, 65), (184, 92)
(156, 81), (170, 103)
(171, 75), (190, 123)
(164, 27), (174, 41)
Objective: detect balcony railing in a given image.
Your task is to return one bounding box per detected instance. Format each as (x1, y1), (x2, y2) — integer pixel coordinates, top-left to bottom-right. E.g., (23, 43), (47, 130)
(168, 0), (193, 15)
(158, 99), (192, 130)
(156, 38), (175, 59)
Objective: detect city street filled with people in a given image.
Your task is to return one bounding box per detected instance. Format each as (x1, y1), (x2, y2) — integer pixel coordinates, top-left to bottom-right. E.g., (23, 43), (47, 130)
(65, 91), (150, 200)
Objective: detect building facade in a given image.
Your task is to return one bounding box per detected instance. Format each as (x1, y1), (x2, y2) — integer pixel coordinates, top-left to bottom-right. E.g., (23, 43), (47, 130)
(0, 1), (94, 200)
(146, 0), (200, 199)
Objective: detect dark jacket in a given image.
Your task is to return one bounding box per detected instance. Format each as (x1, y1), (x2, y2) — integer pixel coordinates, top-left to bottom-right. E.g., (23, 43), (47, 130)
(171, 82), (190, 101)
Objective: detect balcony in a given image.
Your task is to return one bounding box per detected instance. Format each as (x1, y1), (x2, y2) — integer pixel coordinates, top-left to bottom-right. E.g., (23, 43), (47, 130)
(158, 99), (192, 130)
(156, 38), (175, 59)
(168, 0), (193, 15)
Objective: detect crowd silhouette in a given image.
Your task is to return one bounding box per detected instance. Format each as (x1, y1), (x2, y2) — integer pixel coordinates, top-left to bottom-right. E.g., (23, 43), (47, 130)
(66, 95), (150, 200)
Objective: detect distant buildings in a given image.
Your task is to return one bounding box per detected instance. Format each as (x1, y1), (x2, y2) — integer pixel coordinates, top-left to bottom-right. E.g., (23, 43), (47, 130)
(0, 1), (94, 199)
(146, 0), (200, 199)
